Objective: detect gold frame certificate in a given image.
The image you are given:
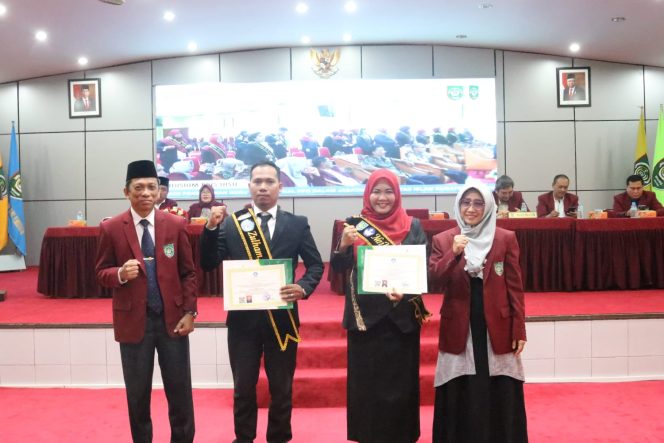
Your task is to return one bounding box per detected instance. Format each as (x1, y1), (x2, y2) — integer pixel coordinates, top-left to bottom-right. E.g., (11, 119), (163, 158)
(223, 259), (293, 311)
(357, 245), (428, 294)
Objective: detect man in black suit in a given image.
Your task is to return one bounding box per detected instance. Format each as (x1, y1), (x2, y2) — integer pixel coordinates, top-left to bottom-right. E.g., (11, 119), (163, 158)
(74, 85), (97, 112)
(563, 74), (586, 101)
(200, 161), (324, 443)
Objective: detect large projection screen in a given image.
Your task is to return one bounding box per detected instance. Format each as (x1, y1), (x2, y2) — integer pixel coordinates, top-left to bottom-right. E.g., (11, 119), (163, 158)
(154, 78), (497, 200)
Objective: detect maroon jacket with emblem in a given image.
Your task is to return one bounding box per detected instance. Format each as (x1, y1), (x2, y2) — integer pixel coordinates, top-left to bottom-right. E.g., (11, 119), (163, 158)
(536, 191), (579, 218)
(95, 209), (197, 343)
(429, 227), (526, 355)
(493, 190), (528, 212)
(612, 190), (664, 217)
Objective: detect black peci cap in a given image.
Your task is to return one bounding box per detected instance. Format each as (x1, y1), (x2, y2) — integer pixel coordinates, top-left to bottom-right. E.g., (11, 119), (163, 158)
(126, 160), (158, 182)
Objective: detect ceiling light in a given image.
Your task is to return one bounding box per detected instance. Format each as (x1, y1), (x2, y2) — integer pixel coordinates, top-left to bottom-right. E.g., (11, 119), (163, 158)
(456, 34), (468, 39)
(98, 0), (125, 5)
(478, 2), (493, 8)
(35, 30), (48, 42)
(569, 43), (580, 52)
(187, 41), (198, 52)
(78, 57), (88, 66)
(0, 4), (7, 16)
(295, 2), (308, 14)
(301, 35), (311, 44)
(611, 16), (626, 22)
(342, 33), (352, 43)
(163, 11), (175, 22)
(344, 1), (357, 13)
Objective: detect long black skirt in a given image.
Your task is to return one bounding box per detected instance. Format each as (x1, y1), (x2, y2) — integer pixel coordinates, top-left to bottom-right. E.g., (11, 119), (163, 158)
(347, 317), (421, 443)
(433, 278), (528, 443)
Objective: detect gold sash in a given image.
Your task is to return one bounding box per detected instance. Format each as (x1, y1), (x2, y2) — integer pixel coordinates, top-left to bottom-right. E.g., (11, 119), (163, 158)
(345, 216), (432, 326)
(231, 208), (301, 351)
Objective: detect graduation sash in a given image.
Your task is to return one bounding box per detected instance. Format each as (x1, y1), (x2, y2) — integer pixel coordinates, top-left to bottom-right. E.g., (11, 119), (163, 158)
(231, 208), (301, 351)
(345, 216), (432, 326)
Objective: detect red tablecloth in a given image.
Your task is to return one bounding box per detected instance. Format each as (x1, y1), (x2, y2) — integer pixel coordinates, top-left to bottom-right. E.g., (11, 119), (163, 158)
(574, 218), (664, 290)
(329, 218), (576, 294)
(37, 225), (222, 298)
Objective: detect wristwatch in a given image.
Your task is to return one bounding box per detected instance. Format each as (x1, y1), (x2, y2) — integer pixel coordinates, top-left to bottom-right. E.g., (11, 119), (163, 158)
(186, 310), (198, 318)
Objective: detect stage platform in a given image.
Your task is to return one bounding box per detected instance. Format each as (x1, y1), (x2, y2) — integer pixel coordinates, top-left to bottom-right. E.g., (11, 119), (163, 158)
(1, 266), (663, 399)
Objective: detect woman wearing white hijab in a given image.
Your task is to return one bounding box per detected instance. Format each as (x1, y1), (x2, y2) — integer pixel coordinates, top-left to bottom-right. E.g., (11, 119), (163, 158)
(429, 183), (528, 443)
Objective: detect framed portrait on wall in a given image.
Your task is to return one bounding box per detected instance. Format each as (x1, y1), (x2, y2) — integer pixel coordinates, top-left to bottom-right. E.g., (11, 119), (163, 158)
(556, 67), (591, 107)
(68, 78), (102, 118)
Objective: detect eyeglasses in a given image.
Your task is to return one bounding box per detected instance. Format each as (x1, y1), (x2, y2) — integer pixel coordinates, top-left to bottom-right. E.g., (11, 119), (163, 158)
(460, 199), (485, 209)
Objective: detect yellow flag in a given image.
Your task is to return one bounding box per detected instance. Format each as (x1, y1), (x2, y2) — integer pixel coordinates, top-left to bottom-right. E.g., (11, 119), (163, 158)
(0, 148), (8, 251)
(634, 108), (651, 190)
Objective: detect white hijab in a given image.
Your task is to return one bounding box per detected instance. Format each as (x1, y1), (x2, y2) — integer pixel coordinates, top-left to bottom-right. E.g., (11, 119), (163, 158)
(453, 183), (496, 279)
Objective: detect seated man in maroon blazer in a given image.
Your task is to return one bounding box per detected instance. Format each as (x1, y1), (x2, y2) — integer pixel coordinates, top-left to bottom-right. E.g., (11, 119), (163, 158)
(493, 174), (528, 218)
(155, 176), (179, 210)
(536, 174), (579, 218)
(612, 174), (664, 217)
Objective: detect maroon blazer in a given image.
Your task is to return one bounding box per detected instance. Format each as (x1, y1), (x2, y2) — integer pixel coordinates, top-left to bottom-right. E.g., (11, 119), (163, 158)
(612, 191), (664, 217)
(536, 191), (579, 218)
(429, 227), (526, 355)
(96, 209), (197, 343)
(157, 198), (178, 210)
(493, 190), (528, 212)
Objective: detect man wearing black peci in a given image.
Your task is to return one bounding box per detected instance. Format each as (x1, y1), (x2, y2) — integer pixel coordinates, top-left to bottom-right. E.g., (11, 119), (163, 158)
(200, 160), (324, 443)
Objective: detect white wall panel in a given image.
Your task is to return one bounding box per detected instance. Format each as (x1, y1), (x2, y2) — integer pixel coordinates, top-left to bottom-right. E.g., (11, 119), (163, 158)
(85, 129), (154, 199)
(503, 52), (573, 122)
(0, 82), (18, 133)
(19, 73), (85, 133)
(504, 121), (576, 192)
(433, 46), (495, 79)
(361, 45), (433, 79)
(574, 60), (643, 122)
(575, 120), (636, 190)
(85, 62), (153, 131)
(20, 132), (85, 200)
(220, 48), (291, 83)
(153, 54), (220, 85)
(644, 66), (664, 120)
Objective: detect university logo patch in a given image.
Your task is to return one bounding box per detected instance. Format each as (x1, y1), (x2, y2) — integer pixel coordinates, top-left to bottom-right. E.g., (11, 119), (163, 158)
(241, 219), (255, 232)
(163, 243), (175, 258)
(494, 261), (504, 276)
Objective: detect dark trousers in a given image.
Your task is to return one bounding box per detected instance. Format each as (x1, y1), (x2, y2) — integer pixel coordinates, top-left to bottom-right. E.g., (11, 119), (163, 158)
(120, 311), (195, 443)
(228, 313), (298, 443)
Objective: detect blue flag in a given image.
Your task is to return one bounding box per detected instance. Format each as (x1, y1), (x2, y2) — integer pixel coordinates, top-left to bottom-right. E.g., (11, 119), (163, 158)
(8, 123), (26, 256)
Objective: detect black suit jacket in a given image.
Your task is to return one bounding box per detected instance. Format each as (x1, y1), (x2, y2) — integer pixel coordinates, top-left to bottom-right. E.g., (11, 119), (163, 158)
(200, 208), (324, 330)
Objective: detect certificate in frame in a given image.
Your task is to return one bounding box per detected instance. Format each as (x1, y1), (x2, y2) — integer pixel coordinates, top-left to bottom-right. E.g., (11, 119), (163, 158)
(223, 259), (293, 311)
(357, 245), (428, 294)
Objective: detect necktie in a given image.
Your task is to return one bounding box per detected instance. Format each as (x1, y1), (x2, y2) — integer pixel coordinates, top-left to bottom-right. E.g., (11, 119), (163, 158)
(139, 219), (163, 314)
(258, 212), (271, 243)
(84, 99), (89, 110)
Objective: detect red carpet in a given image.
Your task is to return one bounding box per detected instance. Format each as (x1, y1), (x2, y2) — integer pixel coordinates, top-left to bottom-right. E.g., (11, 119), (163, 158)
(2, 266), (664, 324)
(2, 381), (664, 442)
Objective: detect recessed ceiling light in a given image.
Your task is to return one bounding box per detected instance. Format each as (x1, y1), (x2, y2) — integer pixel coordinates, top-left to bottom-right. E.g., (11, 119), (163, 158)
(478, 2), (493, 8)
(344, 1), (357, 13)
(611, 16), (626, 22)
(187, 41), (198, 52)
(569, 43), (580, 52)
(342, 33), (352, 42)
(0, 4), (7, 16)
(295, 2), (308, 14)
(456, 34), (468, 39)
(301, 35), (311, 44)
(78, 57), (88, 66)
(163, 11), (175, 21)
(35, 30), (48, 42)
